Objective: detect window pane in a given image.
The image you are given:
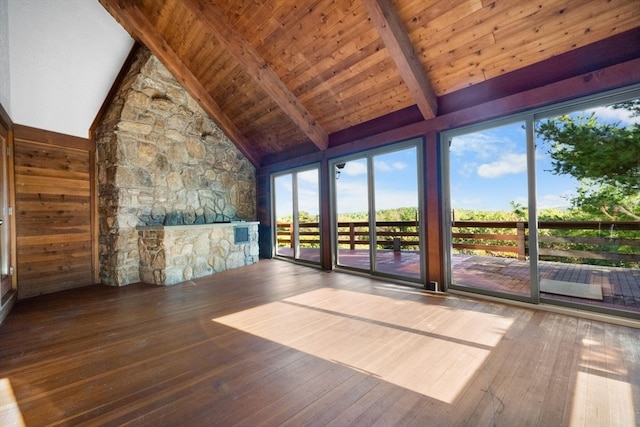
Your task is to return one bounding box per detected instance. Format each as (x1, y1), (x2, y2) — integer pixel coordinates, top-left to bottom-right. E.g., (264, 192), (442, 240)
(335, 158), (370, 270)
(297, 169), (320, 263)
(535, 97), (640, 312)
(449, 121), (531, 297)
(274, 174), (293, 257)
(374, 147), (421, 279)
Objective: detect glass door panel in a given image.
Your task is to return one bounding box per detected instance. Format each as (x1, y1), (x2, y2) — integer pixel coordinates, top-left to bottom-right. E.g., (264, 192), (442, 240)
(335, 158), (370, 270)
(296, 169), (320, 263)
(448, 121), (532, 298)
(274, 174), (293, 257)
(373, 147), (421, 279)
(273, 167), (321, 263)
(333, 140), (424, 283)
(534, 97), (640, 313)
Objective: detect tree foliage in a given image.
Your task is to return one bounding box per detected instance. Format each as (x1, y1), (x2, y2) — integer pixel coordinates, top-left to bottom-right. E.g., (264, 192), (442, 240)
(536, 99), (640, 220)
(570, 181), (640, 221)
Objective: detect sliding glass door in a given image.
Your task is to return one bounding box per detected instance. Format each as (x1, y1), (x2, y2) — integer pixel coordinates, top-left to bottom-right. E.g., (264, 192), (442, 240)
(444, 86), (640, 317)
(334, 157), (370, 270)
(373, 147), (421, 279)
(445, 119), (534, 300)
(533, 94), (640, 313)
(332, 139), (424, 283)
(273, 165), (321, 263)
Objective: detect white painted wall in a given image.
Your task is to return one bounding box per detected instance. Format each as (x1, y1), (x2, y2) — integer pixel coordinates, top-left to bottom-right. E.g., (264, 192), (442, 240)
(0, 1), (10, 114)
(6, 0), (133, 137)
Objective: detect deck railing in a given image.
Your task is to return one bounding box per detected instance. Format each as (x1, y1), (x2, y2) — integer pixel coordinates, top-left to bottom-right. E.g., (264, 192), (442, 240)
(277, 221), (421, 250)
(276, 220), (640, 265)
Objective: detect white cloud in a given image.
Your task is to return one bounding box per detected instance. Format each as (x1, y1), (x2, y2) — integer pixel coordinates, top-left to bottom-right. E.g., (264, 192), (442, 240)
(450, 131), (516, 160)
(341, 161), (367, 176)
(375, 160), (392, 172)
(297, 169), (319, 185)
(477, 153), (527, 178)
(374, 160), (408, 173)
(585, 106), (640, 126)
(274, 175), (292, 192)
(536, 191), (573, 210)
(458, 161), (478, 178)
(393, 162), (406, 170)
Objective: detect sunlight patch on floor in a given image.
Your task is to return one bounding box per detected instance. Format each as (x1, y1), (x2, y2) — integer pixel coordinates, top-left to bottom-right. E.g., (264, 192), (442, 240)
(213, 287), (516, 403)
(0, 378), (25, 427)
(568, 334), (636, 426)
(570, 371), (636, 427)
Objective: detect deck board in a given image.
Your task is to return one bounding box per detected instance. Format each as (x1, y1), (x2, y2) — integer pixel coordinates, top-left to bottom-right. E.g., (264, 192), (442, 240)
(0, 259), (639, 426)
(278, 248), (640, 313)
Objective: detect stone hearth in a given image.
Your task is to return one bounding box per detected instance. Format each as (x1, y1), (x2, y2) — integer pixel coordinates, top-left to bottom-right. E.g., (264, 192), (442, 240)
(138, 222), (259, 285)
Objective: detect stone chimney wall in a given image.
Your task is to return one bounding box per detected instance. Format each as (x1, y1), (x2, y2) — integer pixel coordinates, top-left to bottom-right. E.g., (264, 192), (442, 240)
(96, 47), (256, 286)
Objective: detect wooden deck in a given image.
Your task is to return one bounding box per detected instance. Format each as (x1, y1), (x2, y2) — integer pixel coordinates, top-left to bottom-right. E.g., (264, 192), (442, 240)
(1, 259), (639, 426)
(278, 248), (640, 314)
(453, 255), (640, 313)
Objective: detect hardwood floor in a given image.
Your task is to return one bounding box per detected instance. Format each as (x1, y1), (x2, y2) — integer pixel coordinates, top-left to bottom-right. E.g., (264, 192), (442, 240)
(1, 259), (639, 426)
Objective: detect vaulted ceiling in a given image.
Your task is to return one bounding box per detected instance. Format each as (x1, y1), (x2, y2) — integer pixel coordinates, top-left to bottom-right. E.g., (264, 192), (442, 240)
(99, 0), (640, 167)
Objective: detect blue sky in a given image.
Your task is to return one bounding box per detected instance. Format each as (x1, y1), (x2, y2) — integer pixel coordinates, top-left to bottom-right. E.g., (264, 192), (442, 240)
(335, 147), (418, 215)
(450, 121), (550, 212)
(450, 105), (639, 212)
(275, 147), (420, 218)
(275, 103), (639, 218)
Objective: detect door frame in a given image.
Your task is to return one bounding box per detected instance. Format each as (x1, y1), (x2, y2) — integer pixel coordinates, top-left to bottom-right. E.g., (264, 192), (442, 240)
(0, 104), (16, 322)
(441, 83), (640, 313)
(271, 163), (322, 264)
(441, 114), (538, 304)
(329, 138), (426, 285)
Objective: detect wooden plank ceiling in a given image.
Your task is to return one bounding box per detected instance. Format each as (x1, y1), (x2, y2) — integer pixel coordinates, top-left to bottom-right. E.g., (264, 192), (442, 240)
(99, 0), (640, 167)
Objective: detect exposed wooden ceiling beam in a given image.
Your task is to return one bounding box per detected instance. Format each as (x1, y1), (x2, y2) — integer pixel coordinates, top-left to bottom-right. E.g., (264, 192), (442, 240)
(99, 0), (261, 167)
(363, 0), (438, 119)
(182, 0), (329, 151)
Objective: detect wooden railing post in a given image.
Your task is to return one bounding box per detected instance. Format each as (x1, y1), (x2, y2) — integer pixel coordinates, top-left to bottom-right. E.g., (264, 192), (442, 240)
(349, 222), (356, 250)
(516, 222), (526, 260)
(289, 222), (294, 248)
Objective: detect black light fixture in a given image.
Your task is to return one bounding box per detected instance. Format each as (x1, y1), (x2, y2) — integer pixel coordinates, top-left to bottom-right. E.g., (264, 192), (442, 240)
(335, 162), (346, 179)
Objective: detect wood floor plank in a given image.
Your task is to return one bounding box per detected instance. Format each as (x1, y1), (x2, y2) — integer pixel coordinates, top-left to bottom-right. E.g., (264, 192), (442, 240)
(281, 374), (380, 427)
(0, 259), (639, 426)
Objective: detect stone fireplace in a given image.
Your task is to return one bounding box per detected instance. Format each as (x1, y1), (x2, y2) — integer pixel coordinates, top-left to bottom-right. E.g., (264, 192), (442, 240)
(137, 222), (259, 285)
(95, 47), (257, 286)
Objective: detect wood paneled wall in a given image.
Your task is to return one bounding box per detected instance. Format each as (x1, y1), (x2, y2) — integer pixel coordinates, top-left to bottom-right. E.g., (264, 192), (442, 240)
(13, 125), (96, 299)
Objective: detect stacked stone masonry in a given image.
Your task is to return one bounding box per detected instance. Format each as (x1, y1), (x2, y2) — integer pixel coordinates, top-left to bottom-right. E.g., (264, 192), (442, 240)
(138, 223), (259, 286)
(96, 47), (256, 286)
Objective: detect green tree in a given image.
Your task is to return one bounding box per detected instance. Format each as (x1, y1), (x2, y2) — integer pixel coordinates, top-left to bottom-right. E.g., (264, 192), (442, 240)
(570, 181), (640, 221)
(509, 201), (527, 220)
(536, 99), (640, 219)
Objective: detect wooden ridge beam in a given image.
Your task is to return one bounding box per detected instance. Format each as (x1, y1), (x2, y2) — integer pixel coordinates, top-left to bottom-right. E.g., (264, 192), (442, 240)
(182, 0), (329, 151)
(98, 0), (262, 167)
(363, 0), (437, 119)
